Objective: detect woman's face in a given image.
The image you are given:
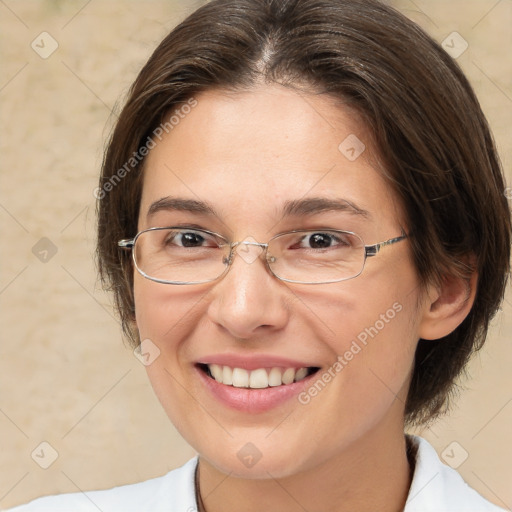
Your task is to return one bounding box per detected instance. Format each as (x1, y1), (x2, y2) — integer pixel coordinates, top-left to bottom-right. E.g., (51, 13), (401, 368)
(134, 84), (424, 478)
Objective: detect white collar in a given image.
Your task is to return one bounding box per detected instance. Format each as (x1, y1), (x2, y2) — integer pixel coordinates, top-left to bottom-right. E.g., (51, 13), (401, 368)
(10, 436), (505, 511)
(404, 435), (505, 511)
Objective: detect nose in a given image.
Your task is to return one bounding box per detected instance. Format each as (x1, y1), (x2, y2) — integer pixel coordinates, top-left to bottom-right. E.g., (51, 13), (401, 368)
(206, 243), (290, 340)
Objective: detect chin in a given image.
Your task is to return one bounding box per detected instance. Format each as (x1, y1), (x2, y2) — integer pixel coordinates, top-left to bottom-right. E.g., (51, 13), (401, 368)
(201, 443), (312, 480)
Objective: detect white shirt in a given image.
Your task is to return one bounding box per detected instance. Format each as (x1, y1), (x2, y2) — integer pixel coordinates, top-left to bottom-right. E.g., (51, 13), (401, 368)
(8, 436), (506, 511)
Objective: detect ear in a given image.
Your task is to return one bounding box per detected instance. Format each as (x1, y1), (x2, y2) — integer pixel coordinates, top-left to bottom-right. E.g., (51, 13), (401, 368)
(418, 265), (478, 341)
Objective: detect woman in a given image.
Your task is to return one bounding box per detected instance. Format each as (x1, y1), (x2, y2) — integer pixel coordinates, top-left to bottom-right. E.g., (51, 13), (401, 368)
(11, 0), (510, 510)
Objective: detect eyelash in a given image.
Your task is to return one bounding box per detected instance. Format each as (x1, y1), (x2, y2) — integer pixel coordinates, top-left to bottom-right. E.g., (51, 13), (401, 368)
(164, 228), (352, 250)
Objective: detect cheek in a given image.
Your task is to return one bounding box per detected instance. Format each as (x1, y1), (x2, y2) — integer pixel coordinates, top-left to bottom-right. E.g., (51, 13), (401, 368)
(133, 276), (206, 430)
(133, 275), (208, 345)
(347, 299), (418, 387)
(292, 290), (420, 459)
(133, 276), (207, 400)
(327, 296), (417, 394)
(300, 264), (421, 408)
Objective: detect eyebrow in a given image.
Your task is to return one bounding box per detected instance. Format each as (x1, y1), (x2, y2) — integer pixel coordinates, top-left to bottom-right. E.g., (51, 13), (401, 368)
(146, 196), (370, 220)
(281, 197), (370, 219)
(147, 197), (218, 218)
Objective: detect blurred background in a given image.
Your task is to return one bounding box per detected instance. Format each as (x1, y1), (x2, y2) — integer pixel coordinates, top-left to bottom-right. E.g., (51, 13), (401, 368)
(0, 0), (510, 509)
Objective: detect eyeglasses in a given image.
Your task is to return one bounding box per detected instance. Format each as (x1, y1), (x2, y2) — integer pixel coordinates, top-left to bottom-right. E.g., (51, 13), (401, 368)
(118, 227), (407, 285)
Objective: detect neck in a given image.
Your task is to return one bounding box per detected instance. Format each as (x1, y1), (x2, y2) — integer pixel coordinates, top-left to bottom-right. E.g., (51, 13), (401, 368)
(196, 425), (413, 512)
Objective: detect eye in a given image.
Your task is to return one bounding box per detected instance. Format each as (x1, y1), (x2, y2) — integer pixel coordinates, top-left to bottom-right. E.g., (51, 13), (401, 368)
(295, 232), (350, 250)
(164, 229), (220, 248)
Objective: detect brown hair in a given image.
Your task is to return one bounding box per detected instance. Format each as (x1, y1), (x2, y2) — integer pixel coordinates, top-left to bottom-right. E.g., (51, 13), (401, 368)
(97, 0), (511, 425)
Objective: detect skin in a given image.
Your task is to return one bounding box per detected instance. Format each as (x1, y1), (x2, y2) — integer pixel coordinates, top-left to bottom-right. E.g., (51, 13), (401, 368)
(133, 84), (475, 512)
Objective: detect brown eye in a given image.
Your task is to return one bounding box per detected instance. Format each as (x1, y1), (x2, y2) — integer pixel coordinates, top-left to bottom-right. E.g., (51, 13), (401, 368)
(176, 232), (206, 247)
(163, 229), (221, 249)
(294, 232), (351, 250)
(308, 233), (333, 249)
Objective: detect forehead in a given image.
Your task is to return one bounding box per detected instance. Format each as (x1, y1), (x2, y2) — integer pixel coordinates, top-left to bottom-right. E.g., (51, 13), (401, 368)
(139, 85), (403, 234)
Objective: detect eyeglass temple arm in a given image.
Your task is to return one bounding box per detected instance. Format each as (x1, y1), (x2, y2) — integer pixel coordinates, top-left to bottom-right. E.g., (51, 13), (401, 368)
(365, 233), (407, 258)
(118, 239), (134, 249)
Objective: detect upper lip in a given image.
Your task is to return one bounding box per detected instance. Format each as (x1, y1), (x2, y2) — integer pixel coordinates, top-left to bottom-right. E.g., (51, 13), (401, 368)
(196, 353), (321, 371)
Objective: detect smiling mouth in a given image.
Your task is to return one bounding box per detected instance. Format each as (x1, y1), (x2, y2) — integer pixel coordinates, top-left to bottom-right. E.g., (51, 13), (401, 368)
(198, 363), (320, 389)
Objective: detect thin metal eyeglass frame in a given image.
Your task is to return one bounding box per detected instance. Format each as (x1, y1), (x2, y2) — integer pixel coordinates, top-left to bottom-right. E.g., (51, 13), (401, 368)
(118, 227), (408, 285)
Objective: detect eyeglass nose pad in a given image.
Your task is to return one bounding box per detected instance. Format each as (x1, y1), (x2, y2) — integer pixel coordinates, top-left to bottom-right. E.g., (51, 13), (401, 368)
(222, 251), (233, 267)
(222, 242), (239, 267)
(222, 241), (270, 269)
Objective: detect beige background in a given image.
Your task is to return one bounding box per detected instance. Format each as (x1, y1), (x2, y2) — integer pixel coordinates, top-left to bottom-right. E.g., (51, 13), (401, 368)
(0, 0), (510, 509)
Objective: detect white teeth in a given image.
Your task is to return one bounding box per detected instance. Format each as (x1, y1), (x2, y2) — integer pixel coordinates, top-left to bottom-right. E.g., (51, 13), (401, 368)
(222, 366), (233, 385)
(249, 368), (269, 389)
(294, 367), (308, 382)
(206, 364), (313, 388)
(232, 368), (249, 388)
(268, 367), (282, 387)
(209, 364), (223, 382)
(282, 368), (295, 385)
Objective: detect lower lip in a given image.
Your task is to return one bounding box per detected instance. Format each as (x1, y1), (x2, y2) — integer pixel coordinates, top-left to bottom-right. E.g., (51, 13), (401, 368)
(196, 366), (315, 413)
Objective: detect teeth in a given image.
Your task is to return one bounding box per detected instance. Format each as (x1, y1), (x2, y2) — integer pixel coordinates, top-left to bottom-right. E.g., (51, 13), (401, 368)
(294, 367), (308, 382)
(282, 368), (295, 385)
(206, 364), (312, 388)
(222, 366), (233, 385)
(209, 364), (223, 382)
(268, 367), (282, 387)
(249, 368), (269, 389)
(232, 368), (249, 388)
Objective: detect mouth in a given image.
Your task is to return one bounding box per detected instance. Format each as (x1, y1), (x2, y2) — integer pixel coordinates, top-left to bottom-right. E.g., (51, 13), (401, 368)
(197, 363), (320, 389)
